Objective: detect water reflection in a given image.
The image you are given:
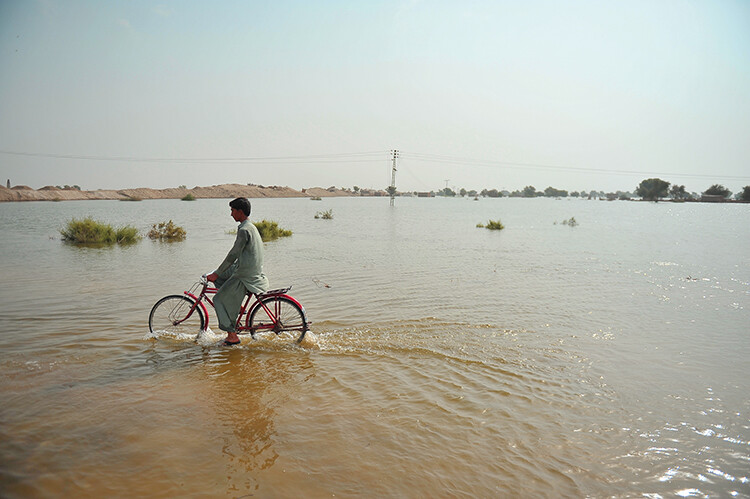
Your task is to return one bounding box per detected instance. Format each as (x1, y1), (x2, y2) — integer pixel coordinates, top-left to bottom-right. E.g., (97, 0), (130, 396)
(198, 346), (314, 490)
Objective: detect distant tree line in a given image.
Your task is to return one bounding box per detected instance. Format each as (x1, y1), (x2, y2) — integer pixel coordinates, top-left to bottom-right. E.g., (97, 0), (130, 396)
(433, 185), (633, 199)
(426, 180), (750, 202)
(635, 179), (750, 202)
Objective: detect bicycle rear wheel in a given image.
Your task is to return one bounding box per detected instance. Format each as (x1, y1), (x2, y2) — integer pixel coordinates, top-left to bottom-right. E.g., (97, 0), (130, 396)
(247, 296), (307, 343)
(149, 295), (205, 337)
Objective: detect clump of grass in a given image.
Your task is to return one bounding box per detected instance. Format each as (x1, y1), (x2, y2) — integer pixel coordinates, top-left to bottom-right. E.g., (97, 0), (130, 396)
(477, 219), (505, 230)
(314, 209), (333, 220)
(120, 196), (142, 201)
(310, 196), (322, 201)
(60, 217), (140, 245)
(115, 226), (140, 243)
(181, 193), (196, 201)
(148, 220), (186, 241)
(561, 217), (578, 227)
(253, 220), (292, 241)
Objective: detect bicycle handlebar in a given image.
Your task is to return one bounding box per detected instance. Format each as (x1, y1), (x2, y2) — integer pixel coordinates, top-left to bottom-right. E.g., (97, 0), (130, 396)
(200, 271), (218, 285)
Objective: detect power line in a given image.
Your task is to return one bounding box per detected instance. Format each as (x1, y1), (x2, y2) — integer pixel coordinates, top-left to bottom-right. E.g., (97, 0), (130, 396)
(400, 152), (750, 181)
(0, 149), (390, 164)
(2, 147), (747, 181)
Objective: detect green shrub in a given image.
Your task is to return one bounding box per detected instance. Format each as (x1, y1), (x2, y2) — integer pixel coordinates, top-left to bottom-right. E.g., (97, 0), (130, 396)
(314, 209), (333, 220)
(310, 196), (322, 201)
(478, 219), (504, 230)
(61, 217), (140, 245)
(181, 193), (196, 201)
(148, 220), (186, 241)
(115, 226), (140, 243)
(253, 220), (292, 241)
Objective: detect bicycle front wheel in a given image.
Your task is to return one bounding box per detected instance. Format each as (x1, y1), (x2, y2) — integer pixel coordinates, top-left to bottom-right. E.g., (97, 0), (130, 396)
(247, 296), (307, 343)
(149, 295), (205, 337)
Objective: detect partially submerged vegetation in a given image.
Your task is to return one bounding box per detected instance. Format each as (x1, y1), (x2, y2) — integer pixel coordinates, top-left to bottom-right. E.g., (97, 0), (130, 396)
(562, 217), (578, 226)
(431, 180), (750, 202)
(477, 219), (505, 230)
(253, 220), (292, 241)
(181, 193), (196, 201)
(315, 209), (333, 220)
(148, 220), (186, 241)
(60, 217), (140, 245)
(555, 217), (579, 226)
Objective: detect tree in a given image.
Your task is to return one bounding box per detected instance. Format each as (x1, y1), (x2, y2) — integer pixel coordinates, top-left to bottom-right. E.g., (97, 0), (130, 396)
(703, 184), (731, 198)
(616, 191), (631, 200)
(522, 185), (537, 198)
(740, 186), (750, 202)
(544, 186), (568, 197)
(636, 178), (670, 201)
(669, 184), (687, 200)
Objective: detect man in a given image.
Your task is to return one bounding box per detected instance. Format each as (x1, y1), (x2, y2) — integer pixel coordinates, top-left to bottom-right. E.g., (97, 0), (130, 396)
(206, 197), (269, 345)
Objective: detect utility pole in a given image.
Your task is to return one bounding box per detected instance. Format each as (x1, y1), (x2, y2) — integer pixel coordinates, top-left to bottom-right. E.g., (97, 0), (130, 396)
(390, 149), (399, 206)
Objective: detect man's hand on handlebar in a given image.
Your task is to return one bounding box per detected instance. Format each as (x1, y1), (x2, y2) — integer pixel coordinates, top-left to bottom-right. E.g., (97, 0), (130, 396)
(205, 272), (219, 282)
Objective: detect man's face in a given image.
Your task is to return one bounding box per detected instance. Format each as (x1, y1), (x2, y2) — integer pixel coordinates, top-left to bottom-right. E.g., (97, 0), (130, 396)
(230, 207), (243, 222)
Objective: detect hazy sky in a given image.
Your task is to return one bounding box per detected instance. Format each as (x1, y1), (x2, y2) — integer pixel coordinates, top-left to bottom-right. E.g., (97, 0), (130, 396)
(1, 0), (749, 194)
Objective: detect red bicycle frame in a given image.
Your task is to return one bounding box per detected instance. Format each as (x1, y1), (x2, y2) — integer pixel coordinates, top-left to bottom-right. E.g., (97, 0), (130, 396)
(182, 280), (308, 333)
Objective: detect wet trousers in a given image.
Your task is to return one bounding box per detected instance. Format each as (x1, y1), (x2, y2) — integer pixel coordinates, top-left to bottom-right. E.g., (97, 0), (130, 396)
(214, 273), (248, 333)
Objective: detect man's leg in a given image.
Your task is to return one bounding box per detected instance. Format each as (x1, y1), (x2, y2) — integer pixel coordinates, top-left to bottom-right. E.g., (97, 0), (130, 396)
(214, 276), (247, 344)
(213, 262), (238, 289)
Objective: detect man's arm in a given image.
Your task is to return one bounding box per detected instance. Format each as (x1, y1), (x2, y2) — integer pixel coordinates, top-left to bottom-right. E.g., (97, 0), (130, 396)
(207, 228), (248, 281)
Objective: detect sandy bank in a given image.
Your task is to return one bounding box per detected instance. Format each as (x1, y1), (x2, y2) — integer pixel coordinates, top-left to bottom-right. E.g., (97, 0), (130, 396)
(0, 184), (383, 202)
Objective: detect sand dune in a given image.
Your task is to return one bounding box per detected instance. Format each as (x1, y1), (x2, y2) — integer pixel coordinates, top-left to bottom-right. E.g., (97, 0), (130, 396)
(0, 183), (378, 202)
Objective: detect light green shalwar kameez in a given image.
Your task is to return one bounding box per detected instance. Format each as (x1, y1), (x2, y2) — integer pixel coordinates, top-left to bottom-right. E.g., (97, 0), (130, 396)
(214, 219), (269, 332)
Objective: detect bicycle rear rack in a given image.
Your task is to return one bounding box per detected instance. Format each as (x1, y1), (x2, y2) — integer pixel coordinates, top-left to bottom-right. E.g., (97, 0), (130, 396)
(257, 286), (292, 298)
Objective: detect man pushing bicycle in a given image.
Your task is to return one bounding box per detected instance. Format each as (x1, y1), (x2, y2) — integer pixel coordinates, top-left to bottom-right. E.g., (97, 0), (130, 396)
(206, 197), (269, 345)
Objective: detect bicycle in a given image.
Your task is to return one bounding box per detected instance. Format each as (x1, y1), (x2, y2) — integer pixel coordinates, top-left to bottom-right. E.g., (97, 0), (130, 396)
(148, 276), (311, 344)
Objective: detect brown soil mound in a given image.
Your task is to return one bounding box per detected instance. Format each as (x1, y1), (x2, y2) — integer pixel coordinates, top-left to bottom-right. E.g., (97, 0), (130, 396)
(0, 183), (365, 202)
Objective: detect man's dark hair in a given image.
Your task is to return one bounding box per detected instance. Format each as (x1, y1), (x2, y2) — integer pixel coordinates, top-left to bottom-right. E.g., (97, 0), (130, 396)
(229, 197), (252, 216)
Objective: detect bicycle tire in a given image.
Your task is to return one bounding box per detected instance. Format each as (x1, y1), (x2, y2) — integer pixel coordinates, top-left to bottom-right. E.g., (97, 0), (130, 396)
(247, 296), (307, 343)
(149, 295), (205, 336)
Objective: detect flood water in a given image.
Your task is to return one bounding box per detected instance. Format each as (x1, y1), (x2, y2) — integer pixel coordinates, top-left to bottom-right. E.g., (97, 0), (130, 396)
(1, 196), (748, 497)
